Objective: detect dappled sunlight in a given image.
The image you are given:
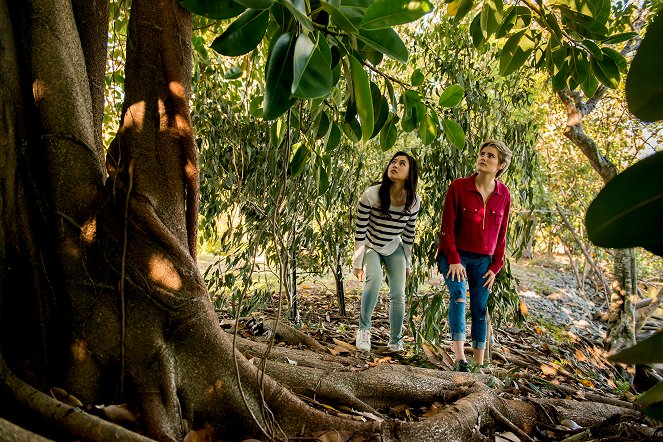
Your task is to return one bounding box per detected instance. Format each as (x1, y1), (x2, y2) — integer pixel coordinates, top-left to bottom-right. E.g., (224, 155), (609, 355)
(71, 340), (92, 362)
(148, 255), (182, 291)
(205, 379), (224, 398)
(81, 217), (97, 244)
(32, 79), (48, 102)
(125, 100), (145, 131)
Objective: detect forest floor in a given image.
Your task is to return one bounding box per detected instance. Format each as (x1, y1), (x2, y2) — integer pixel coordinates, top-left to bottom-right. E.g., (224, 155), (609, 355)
(199, 254), (663, 439)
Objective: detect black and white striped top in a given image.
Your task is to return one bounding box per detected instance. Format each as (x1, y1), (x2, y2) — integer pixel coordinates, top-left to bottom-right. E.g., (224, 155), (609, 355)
(353, 184), (420, 270)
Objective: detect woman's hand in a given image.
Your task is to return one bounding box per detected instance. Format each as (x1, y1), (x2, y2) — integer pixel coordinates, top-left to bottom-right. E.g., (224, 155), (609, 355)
(482, 270), (496, 289)
(353, 268), (365, 282)
(446, 263), (466, 282)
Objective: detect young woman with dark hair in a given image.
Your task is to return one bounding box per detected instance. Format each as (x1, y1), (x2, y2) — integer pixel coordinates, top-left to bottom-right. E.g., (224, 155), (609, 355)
(353, 151), (420, 352)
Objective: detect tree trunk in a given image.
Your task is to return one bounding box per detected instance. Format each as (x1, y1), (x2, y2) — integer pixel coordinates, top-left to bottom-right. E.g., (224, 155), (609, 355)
(558, 89), (637, 355)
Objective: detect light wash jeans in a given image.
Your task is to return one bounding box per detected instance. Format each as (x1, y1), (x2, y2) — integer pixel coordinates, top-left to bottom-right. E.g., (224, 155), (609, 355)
(358, 245), (406, 346)
(438, 252), (491, 350)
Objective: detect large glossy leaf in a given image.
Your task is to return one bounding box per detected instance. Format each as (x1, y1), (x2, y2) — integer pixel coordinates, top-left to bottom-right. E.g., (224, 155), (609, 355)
(442, 119), (465, 149)
(548, 0), (593, 19)
(349, 54), (374, 142)
(569, 47), (589, 85)
(371, 95), (389, 139)
(270, 118), (287, 147)
(602, 31), (637, 45)
(480, 0), (503, 38)
(602, 47), (627, 73)
(320, 1), (358, 33)
(499, 30), (536, 76)
(580, 71), (599, 98)
(447, 0), (474, 22)
(590, 55), (619, 89)
(291, 33), (333, 98)
(224, 65), (243, 79)
(180, 0), (246, 19)
(608, 331), (663, 364)
(325, 122), (341, 152)
(315, 111), (331, 139)
(357, 28), (408, 64)
(379, 119), (398, 152)
(439, 84), (464, 107)
(288, 142), (311, 177)
(496, 5), (530, 38)
(359, 0), (434, 30)
(626, 10), (663, 122)
(585, 151), (663, 256)
(235, 0), (273, 9)
(281, 0), (315, 31)
(249, 95), (264, 118)
(211, 9), (269, 56)
(470, 13), (485, 49)
(342, 118), (362, 142)
(419, 111), (437, 146)
(638, 382), (663, 408)
(263, 33), (297, 120)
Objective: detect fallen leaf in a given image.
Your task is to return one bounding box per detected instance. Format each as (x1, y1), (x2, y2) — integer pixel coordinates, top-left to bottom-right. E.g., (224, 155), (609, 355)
(540, 364), (558, 377)
(333, 338), (358, 352)
(575, 348), (587, 362)
(310, 429), (354, 442)
(50, 387), (83, 407)
(560, 419), (582, 430)
(286, 357), (298, 365)
(99, 403), (138, 424)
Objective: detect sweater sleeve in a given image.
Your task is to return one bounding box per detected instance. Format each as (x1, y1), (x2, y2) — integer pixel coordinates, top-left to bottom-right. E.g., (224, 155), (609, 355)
(437, 180), (461, 265)
(352, 189), (372, 270)
(488, 190), (510, 274)
(402, 196), (420, 269)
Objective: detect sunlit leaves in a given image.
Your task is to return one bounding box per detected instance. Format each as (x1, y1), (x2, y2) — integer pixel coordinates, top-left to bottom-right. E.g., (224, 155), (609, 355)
(590, 54), (619, 89)
(291, 33), (333, 98)
(480, 0), (503, 38)
(211, 9), (269, 56)
(179, 0), (246, 19)
(288, 142), (311, 177)
(499, 29), (536, 76)
(349, 54), (374, 141)
(438, 84), (464, 107)
(360, 0), (434, 30)
(626, 9), (663, 122)
(263, 33), (297, 120)
(442, 119), (465, 149)
(224, 65), (243, 79)
(380, 119), (398, 151)
(447, 0), (473, 22)
(357, 28), (408, 63)
(319, 1), (358, 33)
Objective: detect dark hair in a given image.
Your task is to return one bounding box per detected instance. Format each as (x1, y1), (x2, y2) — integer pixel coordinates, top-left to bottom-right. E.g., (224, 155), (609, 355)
(378, 151), (418, 217)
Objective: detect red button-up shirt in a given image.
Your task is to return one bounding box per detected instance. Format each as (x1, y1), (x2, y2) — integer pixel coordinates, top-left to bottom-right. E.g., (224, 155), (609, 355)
(436, 174), (511, 274)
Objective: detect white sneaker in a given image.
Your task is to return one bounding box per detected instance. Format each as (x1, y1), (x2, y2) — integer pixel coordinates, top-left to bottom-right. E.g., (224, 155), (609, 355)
(388, 341), (403, 352)
(355, 329), (371, 351)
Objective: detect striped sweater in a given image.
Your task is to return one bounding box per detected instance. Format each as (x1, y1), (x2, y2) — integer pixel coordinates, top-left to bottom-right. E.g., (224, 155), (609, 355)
(353, 184), (420, 270)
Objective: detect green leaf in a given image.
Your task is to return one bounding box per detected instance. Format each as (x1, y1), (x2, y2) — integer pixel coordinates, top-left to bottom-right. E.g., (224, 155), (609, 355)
(263, 33), (297, 120)
(601, 31), (637, 45)
(325, 122), (341, 152)
(281, 0), (315, 31)
(442, 119), (465, 149)
(320, 1), (358, 33)
(357, 28), (408, 63)
(349, 54), (374, 141)
(602, 47), (627, 73)
(582, 39), (602, 60)
(360, 0), (434, 30)
(499, 30), (536, 76)
(380, 119), (398, 151)
(548, 0), (593, 19)
(448, 0), (474, 22)
(235, 0), (273, 9)
(249, 95), (264, 118)
(316, 159), (330, 195)
(470, 13), (485, 49)
(342, 118), (362, 142)
(439, 84), (464, 107)
(570, 47), (589, 85)
(411, 69), (425, 86)
(480, 0), (503, 38)
(626, 10), (663, 122)
(291, 33), (333, 98)
(211, 9), (269, 56)
(179, 0), (246, 19)
(270, 118), (287, 147)
(642, 402), (663, 423)
(315, 111), (331, 139)
(590, 54), (620, 89)
(224, 65), (244, 79)
(419, 111), (437, 145)
(580, 72), (599, 98)
(370, 84), (389, 138)
(585, 151), (663, 255)
(288, 142), (311, 177)
(608, 331), (663, 364)
(638, 381), (663, 408)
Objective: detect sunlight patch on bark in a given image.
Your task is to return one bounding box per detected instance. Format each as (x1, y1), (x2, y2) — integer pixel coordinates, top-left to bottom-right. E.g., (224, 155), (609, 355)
(82, 218), (96, 244)
(125, 101), (145, 131)
(71, 340), (91, 362)
(148, 255), (182, 291)
(32, 79), (48, 102)
(205, 379), (224, 398)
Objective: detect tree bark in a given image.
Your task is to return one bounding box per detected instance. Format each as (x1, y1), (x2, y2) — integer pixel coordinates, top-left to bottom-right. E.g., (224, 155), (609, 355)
(557, 89), (636, 355)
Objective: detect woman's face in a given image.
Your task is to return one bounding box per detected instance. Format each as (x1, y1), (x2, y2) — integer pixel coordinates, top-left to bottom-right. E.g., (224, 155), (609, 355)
(477, 145), (502, 176)
(387, 155), (410, 182)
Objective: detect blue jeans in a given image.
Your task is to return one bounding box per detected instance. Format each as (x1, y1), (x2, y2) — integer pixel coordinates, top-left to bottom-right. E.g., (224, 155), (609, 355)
(438, 252), (491, 350)
(358, 246), (406, 346)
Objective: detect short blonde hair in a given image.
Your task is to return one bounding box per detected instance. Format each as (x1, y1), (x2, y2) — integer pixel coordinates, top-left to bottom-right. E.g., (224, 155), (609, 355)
(480, 139), (512, 177)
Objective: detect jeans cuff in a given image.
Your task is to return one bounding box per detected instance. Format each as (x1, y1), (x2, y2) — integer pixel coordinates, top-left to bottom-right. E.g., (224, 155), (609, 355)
(473, 341), (486, 350)
(451, 332), (466, 342)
